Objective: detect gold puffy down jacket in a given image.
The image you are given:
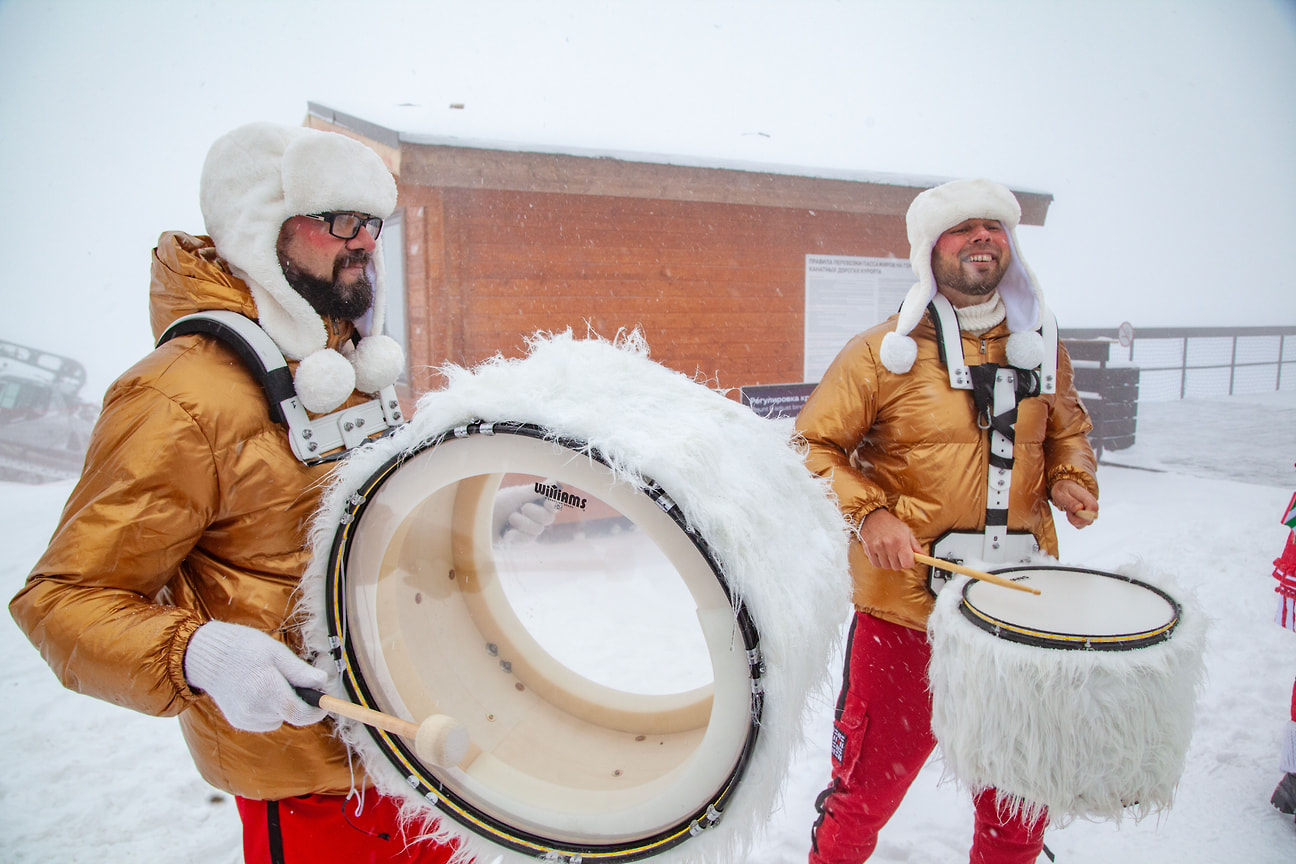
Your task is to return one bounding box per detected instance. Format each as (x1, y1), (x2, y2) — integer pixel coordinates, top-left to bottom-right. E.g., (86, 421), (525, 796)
(10, 232), (373, 799)
(795, 312), (1098, 632)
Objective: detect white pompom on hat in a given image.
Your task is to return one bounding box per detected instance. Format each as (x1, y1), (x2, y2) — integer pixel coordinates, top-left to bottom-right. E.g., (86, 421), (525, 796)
(199, 122), (403, 412)
(879, 178), (1046, 374)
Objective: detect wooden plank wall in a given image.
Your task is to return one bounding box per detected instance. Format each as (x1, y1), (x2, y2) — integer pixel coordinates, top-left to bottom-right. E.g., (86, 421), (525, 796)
(401, 185), (909, 397)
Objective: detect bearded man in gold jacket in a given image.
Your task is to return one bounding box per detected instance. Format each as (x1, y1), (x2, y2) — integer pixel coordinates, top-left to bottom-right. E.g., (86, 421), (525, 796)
(10, 123), (461, 863)
(800, 179), (1099, 864)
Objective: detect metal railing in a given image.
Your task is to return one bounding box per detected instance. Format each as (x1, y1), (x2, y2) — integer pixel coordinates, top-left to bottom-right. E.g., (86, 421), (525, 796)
(1059, 326), (1296, 402)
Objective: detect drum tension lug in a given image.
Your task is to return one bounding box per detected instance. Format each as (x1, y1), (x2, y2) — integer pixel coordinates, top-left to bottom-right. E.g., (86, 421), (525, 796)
(688, 803), (724, 835)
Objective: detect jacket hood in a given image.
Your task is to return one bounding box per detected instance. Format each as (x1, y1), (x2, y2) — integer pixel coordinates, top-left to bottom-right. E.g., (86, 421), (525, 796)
(150, 232), (258, 342)
(880, 178), (1047, 375)
(197, 122), (403, 411)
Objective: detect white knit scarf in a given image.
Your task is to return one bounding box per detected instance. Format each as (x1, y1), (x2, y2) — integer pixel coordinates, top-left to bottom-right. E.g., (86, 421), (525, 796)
(953, 291), (1007, 336)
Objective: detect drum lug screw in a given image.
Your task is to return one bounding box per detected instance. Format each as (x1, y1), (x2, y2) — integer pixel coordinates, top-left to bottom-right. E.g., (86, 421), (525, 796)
(500, 660), (512, 674)
(486, 642), (498, 657)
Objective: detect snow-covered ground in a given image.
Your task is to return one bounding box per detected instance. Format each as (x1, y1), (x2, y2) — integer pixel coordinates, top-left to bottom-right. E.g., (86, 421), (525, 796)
(2, 391), (1295, 863)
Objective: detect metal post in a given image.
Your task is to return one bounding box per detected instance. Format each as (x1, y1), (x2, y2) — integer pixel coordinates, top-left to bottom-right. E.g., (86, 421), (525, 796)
(1228, 335), (1238, 396)
(1280, 334), (1287, 391)
(1180, 336), (1188, 400)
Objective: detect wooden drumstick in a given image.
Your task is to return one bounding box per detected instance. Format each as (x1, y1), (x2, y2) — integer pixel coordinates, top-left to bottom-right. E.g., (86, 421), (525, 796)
(1072, 509), (1098, 522)
(914, 553), (1042, 596)
(295, 688), (469, 768)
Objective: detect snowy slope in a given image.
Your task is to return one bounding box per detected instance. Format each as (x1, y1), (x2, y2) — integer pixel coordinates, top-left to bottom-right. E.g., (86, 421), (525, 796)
(2, 392), (1294, 863)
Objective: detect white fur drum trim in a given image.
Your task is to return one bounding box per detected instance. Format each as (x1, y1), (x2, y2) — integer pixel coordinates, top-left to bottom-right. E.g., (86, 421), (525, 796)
(927, 559), (1207, 826)
(297, 329), (853, 864)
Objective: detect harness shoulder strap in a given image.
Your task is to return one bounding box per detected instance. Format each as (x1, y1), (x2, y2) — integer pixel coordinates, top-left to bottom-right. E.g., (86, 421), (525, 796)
(1039, 301), (1059, 394)
(929, 293), (1060, 394)
(159, 310), (296, 422)
(157, 310), (406, 464)
(928, 294), (971, 390)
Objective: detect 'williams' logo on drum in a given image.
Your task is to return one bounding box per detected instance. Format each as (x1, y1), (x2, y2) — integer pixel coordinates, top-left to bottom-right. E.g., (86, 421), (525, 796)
(535, 482), (587, 510)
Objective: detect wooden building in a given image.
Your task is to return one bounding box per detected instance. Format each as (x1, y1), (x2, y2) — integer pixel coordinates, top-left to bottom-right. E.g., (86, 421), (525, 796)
(304, 104), (1052, 401)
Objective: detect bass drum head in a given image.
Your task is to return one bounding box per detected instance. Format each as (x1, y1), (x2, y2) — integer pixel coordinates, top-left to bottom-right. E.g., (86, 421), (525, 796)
(959, 566), (1181, 650)
(325, 422), (761, 859)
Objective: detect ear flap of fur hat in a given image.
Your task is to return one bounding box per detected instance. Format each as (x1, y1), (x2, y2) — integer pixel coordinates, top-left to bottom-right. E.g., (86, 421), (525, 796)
(879, 280), (933, 373)
(882, 178), (1047, 375)
(200, 122), (403, 412)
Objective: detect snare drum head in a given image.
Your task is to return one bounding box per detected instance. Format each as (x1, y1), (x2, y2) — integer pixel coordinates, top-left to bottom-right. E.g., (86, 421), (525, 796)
(960, 566), (1181, 650)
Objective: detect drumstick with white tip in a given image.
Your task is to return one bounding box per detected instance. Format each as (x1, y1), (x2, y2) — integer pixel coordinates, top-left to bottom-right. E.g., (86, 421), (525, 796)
(914, 553), (1042, 595)
(295, 688), (469, 768)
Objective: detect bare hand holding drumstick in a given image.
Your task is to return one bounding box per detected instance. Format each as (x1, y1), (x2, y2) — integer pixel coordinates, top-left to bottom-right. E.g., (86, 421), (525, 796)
(1051, 478), (1099, 529)
(858, 509), (1041, 595)
(856, 508), (924, 571)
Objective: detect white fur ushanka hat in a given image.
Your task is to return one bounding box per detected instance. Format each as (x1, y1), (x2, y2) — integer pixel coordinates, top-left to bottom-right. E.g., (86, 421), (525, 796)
(879, 178), (1046, 375)
(200, 122), (404, 413)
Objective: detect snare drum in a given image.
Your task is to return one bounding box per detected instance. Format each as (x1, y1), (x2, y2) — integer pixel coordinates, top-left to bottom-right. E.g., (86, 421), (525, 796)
(927, 564), (1206, 824)
(297, 332), (852, 863)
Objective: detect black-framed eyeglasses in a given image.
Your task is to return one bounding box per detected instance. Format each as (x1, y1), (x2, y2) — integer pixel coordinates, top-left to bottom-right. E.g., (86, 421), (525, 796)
(305, 212), (383, 241)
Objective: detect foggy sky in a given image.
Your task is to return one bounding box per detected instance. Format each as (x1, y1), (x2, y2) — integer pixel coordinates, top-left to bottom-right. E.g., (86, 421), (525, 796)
(2, 0), (1293, 397)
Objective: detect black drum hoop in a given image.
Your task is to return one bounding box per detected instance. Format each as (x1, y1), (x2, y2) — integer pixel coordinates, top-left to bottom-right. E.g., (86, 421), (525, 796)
(323, 420), (765, 861)
(957, 565), (1182, 652)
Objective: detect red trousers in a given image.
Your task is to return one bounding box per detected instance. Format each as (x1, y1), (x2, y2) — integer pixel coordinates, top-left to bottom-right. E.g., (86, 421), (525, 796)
(235, 793), (461, 864)
(809, 612), (1047, 864)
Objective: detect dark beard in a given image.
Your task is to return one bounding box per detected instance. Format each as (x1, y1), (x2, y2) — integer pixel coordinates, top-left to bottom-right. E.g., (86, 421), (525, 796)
(932, 255), (1007, 297)
(281, 252), (375, 320)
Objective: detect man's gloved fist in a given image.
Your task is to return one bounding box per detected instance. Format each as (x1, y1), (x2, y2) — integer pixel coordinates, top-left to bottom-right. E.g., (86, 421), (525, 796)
(183, 620), (328, 733)
(491, 481), (560, 543)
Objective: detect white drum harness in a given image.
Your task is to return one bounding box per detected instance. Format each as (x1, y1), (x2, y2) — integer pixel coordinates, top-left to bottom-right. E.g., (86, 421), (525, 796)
(927, 294), (1060, 593)
(156, 310), (407, 465)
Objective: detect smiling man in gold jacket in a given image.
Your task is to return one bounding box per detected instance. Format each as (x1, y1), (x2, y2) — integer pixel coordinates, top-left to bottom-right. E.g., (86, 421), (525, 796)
(800, 178), (1099, 864)
(10, 123), (460, 863)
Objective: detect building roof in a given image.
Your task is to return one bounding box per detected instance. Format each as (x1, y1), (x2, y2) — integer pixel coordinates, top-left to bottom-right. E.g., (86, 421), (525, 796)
(306, 102), (1052, 224)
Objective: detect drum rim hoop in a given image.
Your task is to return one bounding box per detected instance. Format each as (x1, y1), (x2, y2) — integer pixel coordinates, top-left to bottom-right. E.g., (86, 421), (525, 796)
(323, 419), (765, 860)
(957, 565), (1182, 651)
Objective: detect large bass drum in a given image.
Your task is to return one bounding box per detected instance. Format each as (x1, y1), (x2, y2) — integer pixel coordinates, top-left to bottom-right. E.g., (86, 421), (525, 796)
(298, 332), (851, 864)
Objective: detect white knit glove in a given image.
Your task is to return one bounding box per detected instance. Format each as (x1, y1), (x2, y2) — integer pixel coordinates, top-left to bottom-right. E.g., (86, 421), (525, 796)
(491, 481), (559, 543)
(184, 620), (329, 733)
